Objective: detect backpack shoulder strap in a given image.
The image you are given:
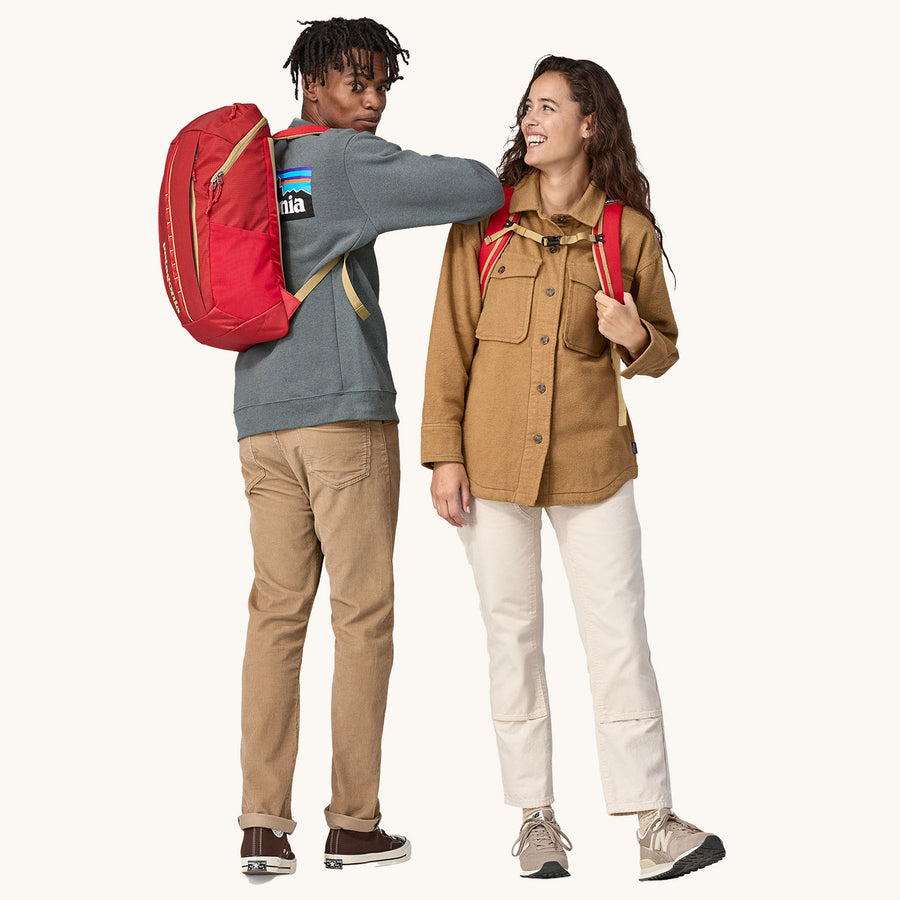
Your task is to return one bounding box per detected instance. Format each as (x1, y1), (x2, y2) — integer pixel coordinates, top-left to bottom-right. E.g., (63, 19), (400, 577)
(591, 200), (628, 426)
(272, 124), (330, 140)
(270, 125), (369, 320)
(592, 200), (624, 302)
(478, 186), (517, 296)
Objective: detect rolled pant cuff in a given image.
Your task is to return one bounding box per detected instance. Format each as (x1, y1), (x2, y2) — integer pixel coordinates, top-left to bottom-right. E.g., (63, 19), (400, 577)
(238, 813), (297, 834)
(607, 798), (672, 816)
(324, 806), (382, 832)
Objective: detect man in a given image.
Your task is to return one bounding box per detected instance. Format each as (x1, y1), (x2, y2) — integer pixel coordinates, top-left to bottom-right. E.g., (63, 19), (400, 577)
(235, 18), (503, 875)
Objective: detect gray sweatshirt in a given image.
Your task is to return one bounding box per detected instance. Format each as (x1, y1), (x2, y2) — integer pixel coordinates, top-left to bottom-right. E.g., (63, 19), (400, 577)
(233, 121), (504, 439)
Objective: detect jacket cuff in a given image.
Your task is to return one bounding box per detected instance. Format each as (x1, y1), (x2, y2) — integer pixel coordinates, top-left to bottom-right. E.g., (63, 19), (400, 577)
(619, 320), (678, 379)
(421, 423), (464, 469)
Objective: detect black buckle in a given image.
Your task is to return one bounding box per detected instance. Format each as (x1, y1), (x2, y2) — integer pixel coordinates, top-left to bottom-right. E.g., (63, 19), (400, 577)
(542, 235), (561, 247)
(592, 232), (605, 244)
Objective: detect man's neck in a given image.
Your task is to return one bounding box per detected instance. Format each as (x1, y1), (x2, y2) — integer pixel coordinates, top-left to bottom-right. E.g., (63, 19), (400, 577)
(300, 103), (327, 128)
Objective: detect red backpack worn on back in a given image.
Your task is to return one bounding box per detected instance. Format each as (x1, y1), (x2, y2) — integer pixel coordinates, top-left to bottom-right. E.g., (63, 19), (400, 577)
(159, 103), (361, 351)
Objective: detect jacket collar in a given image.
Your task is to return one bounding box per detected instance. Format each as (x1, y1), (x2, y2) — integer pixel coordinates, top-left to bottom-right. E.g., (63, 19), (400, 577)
(509, 171), (608, 226)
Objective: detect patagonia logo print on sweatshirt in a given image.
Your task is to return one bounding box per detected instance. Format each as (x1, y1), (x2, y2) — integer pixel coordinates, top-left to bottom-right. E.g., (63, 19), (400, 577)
(277, 166), (315, 221)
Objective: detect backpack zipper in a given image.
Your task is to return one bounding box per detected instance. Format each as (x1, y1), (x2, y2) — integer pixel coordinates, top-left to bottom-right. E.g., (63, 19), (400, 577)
(193, 116), (268, 293)
(190, 173), (200, 286)
(207, 116), (268, 210)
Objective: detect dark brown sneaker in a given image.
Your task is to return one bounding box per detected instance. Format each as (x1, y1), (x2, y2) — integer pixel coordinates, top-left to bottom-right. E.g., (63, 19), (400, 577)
(240, 827), (296, 875)
(323, 826), (411, 870)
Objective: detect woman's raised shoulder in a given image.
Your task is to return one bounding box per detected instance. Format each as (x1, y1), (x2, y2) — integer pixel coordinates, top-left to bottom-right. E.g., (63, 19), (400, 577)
(619, 205), (656, 239)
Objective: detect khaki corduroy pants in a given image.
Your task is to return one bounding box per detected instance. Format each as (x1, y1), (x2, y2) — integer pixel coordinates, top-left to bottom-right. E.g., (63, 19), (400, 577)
(237, 420), (399, 834)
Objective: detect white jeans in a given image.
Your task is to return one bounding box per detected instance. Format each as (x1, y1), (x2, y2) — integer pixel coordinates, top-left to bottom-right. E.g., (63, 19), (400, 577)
(458, 481), (672, 814)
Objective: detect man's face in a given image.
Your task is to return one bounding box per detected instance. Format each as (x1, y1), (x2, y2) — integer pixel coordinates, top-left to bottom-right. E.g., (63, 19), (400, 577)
(302, 51), (390, 133)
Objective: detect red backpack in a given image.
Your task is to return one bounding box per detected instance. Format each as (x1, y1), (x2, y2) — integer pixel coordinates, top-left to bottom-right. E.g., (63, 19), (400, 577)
(477, 186), (629, 425)
(159, 103), (366, 351)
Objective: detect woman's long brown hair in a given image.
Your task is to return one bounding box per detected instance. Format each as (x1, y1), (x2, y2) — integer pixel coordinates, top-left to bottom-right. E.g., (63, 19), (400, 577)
(499, 55), (672, 275)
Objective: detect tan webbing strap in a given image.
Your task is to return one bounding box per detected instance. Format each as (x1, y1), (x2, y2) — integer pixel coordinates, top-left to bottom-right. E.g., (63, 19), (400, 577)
(483, 223), (517, 247)
(513, 223), (597, 246)
(590, 207), (627, 427)
(609, 344), (627, 426)
(294, 256), (341, 303)
(293, 253), (371, 320)
(485, 223), (599, 248)
(340, 253), (370, 320)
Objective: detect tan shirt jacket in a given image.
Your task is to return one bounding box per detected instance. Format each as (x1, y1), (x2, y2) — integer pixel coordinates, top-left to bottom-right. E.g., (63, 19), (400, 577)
(421, 173), (679, 507)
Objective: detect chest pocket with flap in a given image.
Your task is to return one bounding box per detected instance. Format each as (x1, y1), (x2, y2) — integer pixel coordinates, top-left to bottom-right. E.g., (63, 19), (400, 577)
(563, 262), (608, 357)
(476, 253), (541, 344)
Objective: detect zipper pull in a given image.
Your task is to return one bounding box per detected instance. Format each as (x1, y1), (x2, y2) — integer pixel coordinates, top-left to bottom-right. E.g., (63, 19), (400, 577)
(207, 171), (224, 213)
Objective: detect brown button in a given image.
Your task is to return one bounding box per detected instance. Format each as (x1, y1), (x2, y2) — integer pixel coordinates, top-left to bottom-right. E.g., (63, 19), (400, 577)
(549, 245), (559, 254)
(537, 384), (546, 393)
(534, 435), (543, 444)
(540, 335), (550, 344)
(546, 288), (555, 296)
(556, 215), (568, 223)
(497, 265), (506, 274)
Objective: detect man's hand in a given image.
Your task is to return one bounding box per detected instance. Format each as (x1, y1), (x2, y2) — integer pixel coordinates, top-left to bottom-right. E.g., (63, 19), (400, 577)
(431, 462), (471, 527)
(595, 290), (650, 359)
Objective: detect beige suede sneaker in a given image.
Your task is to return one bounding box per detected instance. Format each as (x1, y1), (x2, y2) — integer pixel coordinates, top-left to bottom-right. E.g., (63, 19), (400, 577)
(511, 808), (572, 878)
(637, 809), (724, 881)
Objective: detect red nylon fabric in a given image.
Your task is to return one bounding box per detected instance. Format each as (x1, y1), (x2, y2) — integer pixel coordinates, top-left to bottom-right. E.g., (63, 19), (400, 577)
(271, 124), (328, 140)
(594, 201), (624, 303)
(478, 186), (516, 295)
(158, 103), (314, 350)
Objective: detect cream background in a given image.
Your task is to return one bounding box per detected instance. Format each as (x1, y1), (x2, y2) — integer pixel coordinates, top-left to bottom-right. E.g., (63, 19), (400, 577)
(2, 1), (896, 897)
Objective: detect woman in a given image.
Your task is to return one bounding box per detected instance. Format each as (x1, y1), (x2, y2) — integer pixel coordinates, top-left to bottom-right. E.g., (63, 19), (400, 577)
(421, 56), (724, 881)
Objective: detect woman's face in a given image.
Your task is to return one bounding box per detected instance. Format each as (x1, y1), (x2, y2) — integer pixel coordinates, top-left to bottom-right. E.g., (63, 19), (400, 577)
(521, 71), (593, 174)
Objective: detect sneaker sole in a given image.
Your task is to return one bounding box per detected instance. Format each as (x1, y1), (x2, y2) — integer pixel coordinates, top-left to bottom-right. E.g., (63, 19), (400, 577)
(522, 861), (570, 879)
(639, 835), (725, 881)
(241, 856), (296, 875)
(324, 839), (412, 870)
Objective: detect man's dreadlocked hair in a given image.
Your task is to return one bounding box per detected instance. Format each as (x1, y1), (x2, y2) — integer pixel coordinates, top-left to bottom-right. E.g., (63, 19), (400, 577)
(284, 17), (410, 99)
